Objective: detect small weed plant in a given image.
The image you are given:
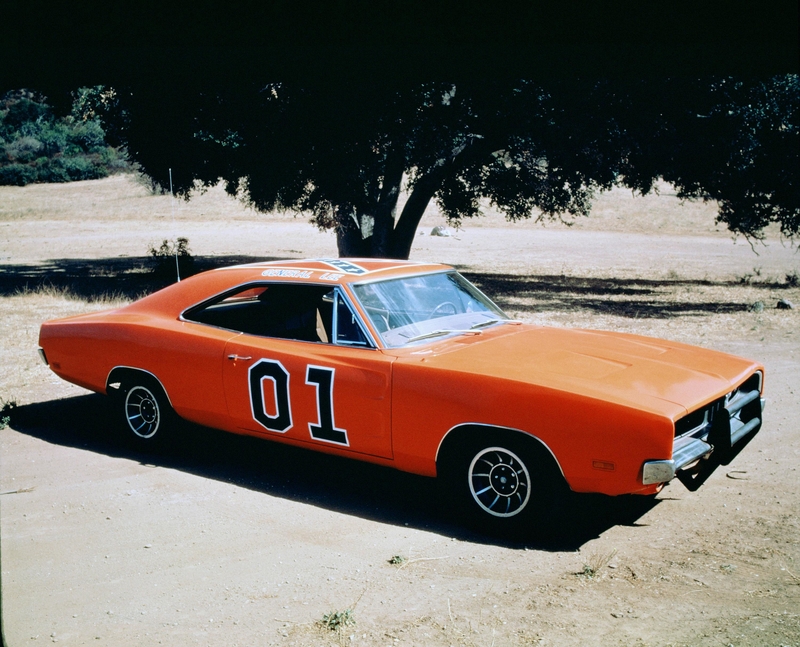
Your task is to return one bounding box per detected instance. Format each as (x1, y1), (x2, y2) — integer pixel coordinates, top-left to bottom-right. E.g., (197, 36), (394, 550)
(0, 398), (18, 430)
(577, 549), (617, 580)
(148, 237), (195, 279)
(738, 266), (764, 285)
(319, 608), (355, 631)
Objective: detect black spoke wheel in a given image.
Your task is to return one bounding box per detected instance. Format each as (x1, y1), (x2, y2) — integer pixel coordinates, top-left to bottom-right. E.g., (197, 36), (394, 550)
(116, 375), (175, 448)
(125, 385), (162, 439)
(439, 429), (566, 537)
(469, 447), (531, 518)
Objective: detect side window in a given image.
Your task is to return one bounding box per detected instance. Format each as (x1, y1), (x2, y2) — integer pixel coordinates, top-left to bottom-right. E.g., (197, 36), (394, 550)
(184, 285), (270, 333)
(185, 283), (372, 347)
(335, 294), (370, 346)
(185, 283), (335, 343)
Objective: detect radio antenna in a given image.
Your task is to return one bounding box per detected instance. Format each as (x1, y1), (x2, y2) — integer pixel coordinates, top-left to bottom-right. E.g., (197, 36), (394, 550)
(169, 168), (180, 282)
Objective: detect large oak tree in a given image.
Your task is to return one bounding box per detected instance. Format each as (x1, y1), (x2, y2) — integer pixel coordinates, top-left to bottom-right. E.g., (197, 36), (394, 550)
(113, 75), (798, 259)
(3, 0), (795, 259)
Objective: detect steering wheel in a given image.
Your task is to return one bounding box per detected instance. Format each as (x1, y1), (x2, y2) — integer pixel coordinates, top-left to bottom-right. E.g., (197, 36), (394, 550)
(430, 301), (458, 317)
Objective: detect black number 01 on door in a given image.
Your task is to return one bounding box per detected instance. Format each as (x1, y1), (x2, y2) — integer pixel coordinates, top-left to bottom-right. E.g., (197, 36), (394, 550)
(247, 358), (349, 446)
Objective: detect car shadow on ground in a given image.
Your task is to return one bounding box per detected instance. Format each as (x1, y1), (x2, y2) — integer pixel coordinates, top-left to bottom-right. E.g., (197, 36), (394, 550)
(8, 394), (661, 552)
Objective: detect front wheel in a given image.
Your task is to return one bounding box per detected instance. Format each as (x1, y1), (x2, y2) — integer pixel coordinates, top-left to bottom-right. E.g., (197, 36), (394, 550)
(116, 376), (175, 449)
(468, 446), (532, 518)
(440, 431), (566, 537)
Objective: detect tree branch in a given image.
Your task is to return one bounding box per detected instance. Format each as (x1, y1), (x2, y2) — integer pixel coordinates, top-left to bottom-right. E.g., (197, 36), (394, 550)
(390, 136), (496, 259)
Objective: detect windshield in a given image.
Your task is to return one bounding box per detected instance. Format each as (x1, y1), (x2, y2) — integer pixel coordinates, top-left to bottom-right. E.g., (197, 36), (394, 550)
(351, 271), (510, 348)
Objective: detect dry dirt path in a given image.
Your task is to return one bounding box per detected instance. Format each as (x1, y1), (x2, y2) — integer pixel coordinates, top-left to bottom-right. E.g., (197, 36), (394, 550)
(1, 176), (799, 646)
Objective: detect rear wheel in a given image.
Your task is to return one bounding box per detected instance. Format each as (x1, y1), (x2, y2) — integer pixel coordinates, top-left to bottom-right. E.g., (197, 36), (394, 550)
(440, 430), (566, 537)
(116, 375), (175, 449)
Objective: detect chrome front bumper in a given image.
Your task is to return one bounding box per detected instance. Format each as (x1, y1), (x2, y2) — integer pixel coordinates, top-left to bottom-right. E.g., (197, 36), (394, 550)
(642, 393), (765, 489)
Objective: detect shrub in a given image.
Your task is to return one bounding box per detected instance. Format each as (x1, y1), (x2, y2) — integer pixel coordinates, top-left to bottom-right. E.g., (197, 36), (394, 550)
(0, 163), (37, 185)
(0, 88), (130, 186)
(36, 158), (70, 183)
(148, 237), (195, 280)
(68, 119), (106, 152)
(5, 135), (43, 162)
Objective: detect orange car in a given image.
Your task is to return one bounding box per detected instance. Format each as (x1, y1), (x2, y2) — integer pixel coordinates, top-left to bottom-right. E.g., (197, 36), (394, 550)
(38, 259), (765, 531)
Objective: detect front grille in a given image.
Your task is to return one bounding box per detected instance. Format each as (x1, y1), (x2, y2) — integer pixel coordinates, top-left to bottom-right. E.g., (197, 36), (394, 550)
(675, 372), (762, 441)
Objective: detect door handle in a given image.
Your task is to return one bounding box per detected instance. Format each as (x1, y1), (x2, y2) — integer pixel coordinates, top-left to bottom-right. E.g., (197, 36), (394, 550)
(227, 354), (253, 361)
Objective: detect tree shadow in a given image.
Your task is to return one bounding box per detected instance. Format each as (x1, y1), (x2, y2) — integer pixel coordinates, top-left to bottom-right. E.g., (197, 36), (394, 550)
(1, 256), (783, 319)
(7, 394), (661, 551)
(0, 254), (287, 300)
(461, 270), (767, 318)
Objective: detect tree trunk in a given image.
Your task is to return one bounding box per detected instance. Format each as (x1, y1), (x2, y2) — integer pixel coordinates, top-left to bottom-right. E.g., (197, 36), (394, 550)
(389, 137), (496, 259)
(337, 139), (494, 259)
(336, 152), (405, 258)
(388, 169), (448, 259)
(368, 150), (405, 257)
(335, 205), (370, 257)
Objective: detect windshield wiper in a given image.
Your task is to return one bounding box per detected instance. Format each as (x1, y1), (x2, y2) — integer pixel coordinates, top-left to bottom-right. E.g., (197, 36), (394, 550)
(404, 328), (482, 343)
(470, 318), (501, 330)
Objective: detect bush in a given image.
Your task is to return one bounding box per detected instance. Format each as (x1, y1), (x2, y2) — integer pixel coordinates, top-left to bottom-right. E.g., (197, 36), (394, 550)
(62, 155), (104, 180)
(5, 135), (43, 162)
(68, 119), (106, 152)
(0, 163), (37, 185)
(0, 88), (130, 186)
(148, 237), (195, 280)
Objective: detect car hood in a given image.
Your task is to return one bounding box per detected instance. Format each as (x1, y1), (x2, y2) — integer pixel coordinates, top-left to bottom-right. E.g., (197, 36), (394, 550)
(394, 325), (761, 419)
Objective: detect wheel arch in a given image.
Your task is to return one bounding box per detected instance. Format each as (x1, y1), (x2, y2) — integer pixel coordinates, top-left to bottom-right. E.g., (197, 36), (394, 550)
(435, 423), (566, 481)
(106, 366), (174, 407)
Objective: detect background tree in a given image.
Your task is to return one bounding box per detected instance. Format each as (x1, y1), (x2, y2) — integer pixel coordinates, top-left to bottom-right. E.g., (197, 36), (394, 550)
(620, 76), (800, 241)
(1, 0), (793, 258)
(0, 87), (129, 186)
(113, 75), (798, 259)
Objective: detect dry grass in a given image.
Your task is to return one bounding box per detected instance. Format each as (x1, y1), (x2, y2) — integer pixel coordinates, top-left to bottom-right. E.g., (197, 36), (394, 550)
(465, 271), (800, 348)
(0, 292), (126, 406)
(12, 283), (131, 305)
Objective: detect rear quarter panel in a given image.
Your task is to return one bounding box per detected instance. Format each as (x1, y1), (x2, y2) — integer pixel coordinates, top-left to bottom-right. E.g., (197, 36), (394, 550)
(39, 313), (237, 429)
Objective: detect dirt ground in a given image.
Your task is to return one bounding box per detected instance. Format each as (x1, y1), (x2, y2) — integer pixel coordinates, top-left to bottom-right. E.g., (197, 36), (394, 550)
(1, 175), (799, 646)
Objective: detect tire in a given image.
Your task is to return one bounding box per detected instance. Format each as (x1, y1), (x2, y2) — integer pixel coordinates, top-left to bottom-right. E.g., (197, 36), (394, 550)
(440, 430), (566, 537)
(116, 375), (175, 449)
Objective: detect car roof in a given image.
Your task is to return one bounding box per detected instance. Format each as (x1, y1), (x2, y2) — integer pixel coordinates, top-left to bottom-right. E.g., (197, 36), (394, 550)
(124, 258), (455, 316)
(213, 258), (452, 284)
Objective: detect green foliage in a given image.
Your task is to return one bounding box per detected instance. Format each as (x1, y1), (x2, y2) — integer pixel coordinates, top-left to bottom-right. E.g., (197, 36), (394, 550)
(626, 76), (800, 242)
(0, 398), (18, 430)
(118, 76), (799, 259)
(319, 608), (355, 631)
(0, 88), (129, 185)
(148, 237), (195, 279)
